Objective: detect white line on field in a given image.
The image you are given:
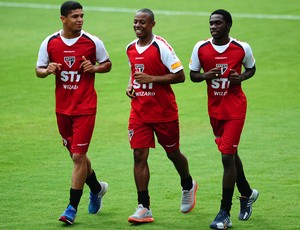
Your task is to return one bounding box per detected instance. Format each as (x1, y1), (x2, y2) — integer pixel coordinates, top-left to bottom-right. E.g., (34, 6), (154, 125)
(0, 1), (299, 20)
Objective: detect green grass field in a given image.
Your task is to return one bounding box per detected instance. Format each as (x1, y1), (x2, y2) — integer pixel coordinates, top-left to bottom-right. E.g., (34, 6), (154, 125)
(0, 0), (299, 229)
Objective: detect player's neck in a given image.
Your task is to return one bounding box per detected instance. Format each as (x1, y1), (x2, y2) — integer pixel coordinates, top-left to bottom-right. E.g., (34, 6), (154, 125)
(138, 35), (154, 47)
(212, 36), (230, 46)
(61, 29), (81, 39)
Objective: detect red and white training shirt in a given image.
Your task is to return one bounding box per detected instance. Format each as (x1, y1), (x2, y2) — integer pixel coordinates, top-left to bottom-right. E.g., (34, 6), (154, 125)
(126, 35), (183, 123)
(36, 30), (110, 115)
(189, 37), (255, 120)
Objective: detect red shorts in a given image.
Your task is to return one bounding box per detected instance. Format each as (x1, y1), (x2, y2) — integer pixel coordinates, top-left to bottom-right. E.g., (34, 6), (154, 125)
(128, 119), (180, 154)
(209, 117), (245, 154)
(56, 113), (95, 154)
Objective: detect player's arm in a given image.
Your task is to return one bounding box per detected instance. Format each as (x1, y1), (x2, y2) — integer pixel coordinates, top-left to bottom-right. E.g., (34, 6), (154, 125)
(126, 74), (135, 99)
(35, 63), (62, 78)
(133, 69), (185, 85)
(95, 59), (112, 73)
(228, 65), (256, 84)
(80, 56), (112, 74)
(190, 67), (222, 83)
(229, 42), (256, 84)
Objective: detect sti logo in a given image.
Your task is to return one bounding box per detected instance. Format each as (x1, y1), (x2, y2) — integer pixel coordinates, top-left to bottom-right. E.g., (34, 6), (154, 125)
(216, 64), (228, 75)
(64, 56), (75, 68)
(135, 64), (144, 73)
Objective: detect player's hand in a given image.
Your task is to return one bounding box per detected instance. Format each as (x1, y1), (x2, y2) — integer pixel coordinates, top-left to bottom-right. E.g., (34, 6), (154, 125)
(133, 72), (153, 84)
(126, 85), (135, 99)
(46, 62), (62, 75)
(204, 67), (222, 80)
(80, 56), (95, 73)
(228, 69), (242, 84)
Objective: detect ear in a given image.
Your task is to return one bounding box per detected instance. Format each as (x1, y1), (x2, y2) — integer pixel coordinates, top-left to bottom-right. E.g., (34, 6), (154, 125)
(152, 20), (156, 28)
(227, 22), (232, 30)
(60, 15), (66, 23)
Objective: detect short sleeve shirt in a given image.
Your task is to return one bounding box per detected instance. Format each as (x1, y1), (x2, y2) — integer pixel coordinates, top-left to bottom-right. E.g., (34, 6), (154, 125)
(36, 30), (110, 115)
(189, 37), (255, 120)
(126, 35), (183, 123)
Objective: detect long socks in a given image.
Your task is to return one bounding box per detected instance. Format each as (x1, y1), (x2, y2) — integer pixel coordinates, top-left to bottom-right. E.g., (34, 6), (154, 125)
(138, 190), (150, 209)
(86, 170), (101, 195)
(69, 188), (83, 211)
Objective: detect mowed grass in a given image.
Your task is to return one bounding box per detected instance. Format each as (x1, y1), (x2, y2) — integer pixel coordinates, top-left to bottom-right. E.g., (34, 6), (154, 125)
(0, 0), (299, 229)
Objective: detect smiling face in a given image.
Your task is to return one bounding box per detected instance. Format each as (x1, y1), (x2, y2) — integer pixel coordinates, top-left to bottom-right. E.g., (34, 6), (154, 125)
(133, 11), (155, 40)
(209, 14), (231, 45)
(61, 8), (84, 37)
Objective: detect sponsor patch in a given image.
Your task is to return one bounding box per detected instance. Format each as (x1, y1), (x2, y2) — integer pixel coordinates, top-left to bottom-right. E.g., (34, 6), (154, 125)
(171, 61), (182, 70)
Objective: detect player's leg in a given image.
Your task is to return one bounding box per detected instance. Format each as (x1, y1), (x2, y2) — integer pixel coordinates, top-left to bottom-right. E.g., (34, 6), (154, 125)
(210, 154), (234, 229)
(133, 148), (150, 206)
(55, 113), (79, 224)
(85, 156), (108, 214)
(220, 153), (236, 215)
(214, 119), (244, 213)
(128, 122), (154, 223)
(155, 120), (197, 213)
(58, 152), (88, 225)
(235, 153), (259, 220)
(73, 114), (108, 214)
(128, 148), (154, 223)
(235, 153), (251, 197)
(210, 118), (235, 229)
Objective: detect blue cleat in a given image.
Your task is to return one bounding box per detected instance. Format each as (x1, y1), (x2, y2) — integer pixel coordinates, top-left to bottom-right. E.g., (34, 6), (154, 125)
(210, 210), (232, 229)
(88, 181), (108, 214)
(59, 205), (77, 225)
(238, 189), (259, 220)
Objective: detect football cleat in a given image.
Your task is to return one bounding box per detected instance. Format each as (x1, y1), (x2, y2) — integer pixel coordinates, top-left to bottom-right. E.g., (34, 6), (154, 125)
(181, 180), (198, 213)
(210, 210), (232, 229)
(128, 204), (154, 223)
(238, 189), (259, 220)
(88, 181), (108, 214)
(59, 205), (77, 225)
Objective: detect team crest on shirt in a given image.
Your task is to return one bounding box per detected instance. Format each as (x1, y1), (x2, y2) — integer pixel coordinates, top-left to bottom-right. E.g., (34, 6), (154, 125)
(216, 64), (228, 75)
(135, 64), (144, 73)
(128, 129), (134, 141)
(64, 56), (75, 68)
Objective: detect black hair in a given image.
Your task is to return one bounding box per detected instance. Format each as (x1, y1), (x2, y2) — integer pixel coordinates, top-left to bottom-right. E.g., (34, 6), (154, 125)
(60, 1), (83, 17)
(137, 8), (155, 22)
(211, 9), (232, 27)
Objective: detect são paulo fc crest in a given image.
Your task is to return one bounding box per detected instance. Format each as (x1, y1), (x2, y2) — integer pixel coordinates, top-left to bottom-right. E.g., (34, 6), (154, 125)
(216, 64), (228, 75)
(135, 64), (144, 73)
(64, 56), (75, 68)
(128, 129), (134, 141)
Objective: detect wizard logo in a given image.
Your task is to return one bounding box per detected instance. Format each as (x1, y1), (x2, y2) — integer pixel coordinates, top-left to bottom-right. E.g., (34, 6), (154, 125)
(64, 56), (75, 68)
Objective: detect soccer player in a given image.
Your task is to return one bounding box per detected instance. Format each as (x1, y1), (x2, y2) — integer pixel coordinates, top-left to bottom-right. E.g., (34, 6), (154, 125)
(189, 9), (259, 229)
(125, 8), (198, 224)
(35, 1), (112, 225)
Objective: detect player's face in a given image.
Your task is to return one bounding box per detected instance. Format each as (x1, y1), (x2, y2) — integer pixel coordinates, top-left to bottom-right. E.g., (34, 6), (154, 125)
(209, 14), (229, 40)
(61, 9), (84, 35)
(133, 12), (155, 39)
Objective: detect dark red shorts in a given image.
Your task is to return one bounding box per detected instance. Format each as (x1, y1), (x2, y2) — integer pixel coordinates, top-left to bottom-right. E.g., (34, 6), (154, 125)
(128, 119), (180, 154)
(56, 113), (95, 154)
(210, 117), (245, 154)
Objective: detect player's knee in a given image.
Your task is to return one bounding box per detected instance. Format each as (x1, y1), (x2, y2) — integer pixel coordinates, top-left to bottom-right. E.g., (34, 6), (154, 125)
(72, 153), (87, 164)
(221, 154), (235, 169)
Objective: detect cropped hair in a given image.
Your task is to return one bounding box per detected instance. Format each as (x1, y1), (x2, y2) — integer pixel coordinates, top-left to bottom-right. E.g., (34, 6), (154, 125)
(137, 8), (155, 22)
(60, 1), (83, 17)
(211, 9), (232, 27)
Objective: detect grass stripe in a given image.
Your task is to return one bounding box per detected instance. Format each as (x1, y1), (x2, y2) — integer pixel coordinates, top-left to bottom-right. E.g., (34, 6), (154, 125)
(0, 1), (300, 20)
